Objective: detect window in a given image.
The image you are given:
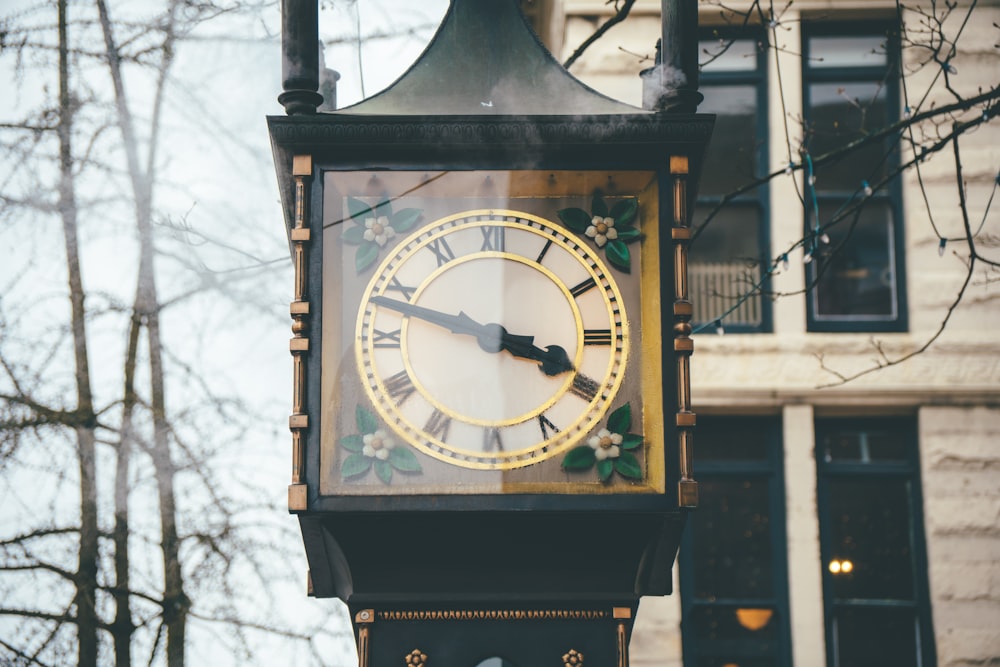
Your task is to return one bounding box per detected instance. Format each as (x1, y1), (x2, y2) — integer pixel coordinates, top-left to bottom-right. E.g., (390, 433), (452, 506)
(692, 30), (771, 333)
(679, 417), (791, 667)
(816, 418), (935, 667)
(802, 24), (907, 331)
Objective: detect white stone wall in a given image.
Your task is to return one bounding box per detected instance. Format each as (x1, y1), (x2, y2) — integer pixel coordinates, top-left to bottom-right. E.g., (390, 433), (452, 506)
(550, 1), (1000, 665)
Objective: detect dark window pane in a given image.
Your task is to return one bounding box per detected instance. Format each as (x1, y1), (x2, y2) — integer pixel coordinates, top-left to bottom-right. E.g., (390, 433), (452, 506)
(812, 201), (897, 319)
(697, 417), (771, 462)
(810, 35), (889, 68)
(691, 205), (764, 327)
(700, 38), (761, 72)
(693, 478), (773, 599)
(821, 427), (907, 463)
(833, 606), (918, 667)
(699, 85), (761, 195)
(691, 606), (780, 665)
(827, 479), (915, 600)
(808, 82), (889, 190)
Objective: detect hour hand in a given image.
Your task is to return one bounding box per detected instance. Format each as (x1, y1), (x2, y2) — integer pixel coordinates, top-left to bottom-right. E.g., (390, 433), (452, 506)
(370, 295), (573, 376)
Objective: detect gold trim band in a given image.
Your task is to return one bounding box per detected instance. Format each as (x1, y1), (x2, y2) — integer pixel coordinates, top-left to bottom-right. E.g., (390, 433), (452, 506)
(288, 154), (312, 511)
(670, 156), (698, 509)
(377, 609), (610, 622)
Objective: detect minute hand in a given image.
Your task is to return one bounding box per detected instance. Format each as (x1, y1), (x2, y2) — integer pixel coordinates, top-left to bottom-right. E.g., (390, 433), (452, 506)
(370, 295), (573, 376)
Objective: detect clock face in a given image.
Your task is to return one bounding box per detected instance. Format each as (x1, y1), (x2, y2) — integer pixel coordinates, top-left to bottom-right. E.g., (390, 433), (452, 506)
(356, 210), (628, 470)
(319, 170), (666, 495)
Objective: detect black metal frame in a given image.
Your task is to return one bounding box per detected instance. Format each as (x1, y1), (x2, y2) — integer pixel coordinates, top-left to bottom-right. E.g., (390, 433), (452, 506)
(269, 112), (713, 603)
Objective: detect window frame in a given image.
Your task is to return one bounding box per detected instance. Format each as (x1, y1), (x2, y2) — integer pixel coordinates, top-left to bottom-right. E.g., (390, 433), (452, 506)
(693, 27), (772, 334)
(801, 21), (909, 333)
(815, 417), (936, 667)
(679, 416), (792, 667)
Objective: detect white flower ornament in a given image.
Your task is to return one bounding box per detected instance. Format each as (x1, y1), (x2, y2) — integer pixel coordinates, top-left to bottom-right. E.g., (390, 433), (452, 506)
(588, 428), (622, 460)
(363, 215), (396, 247)
(362, 430), (396, 459)
(585, 215), (618, 248)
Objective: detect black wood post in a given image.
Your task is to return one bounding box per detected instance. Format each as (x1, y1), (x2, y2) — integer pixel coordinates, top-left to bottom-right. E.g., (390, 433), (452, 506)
(279, 0), (323, 115)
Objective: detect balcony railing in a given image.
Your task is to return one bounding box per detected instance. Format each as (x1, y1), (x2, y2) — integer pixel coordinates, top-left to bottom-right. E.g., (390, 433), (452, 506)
(690, 261), (762, 328)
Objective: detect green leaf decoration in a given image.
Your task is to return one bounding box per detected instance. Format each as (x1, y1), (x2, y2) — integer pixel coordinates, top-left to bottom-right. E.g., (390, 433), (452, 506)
(616, 227), (641, 242)
(374, 199), (393, 218)
(621, 433), (643, 451)
(389, 447), (422, 473)
(614, 451), (643, 479)
(562, 445), (596, 470)
(610, 199), (638, 227)
(557, 207), (591, 233)
(341, 434), (364, 453)
(342, 224), (367, 245)
(597, 458), (614, 482)
(341, 453), (371, 479)
(355, 405), (378, 435)
(348, 196), (375, 222)
(391, 208), (421, 233)
(374, 459), (393, 484)
(607, 403), (632, 434)
(355, 243), (379, 273)
(605, 239), (631, 272)
(591, 193), (609, 218)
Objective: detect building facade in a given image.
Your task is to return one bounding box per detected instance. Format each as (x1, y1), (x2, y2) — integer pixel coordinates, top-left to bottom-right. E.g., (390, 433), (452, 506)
(535, 1), (1000, 665)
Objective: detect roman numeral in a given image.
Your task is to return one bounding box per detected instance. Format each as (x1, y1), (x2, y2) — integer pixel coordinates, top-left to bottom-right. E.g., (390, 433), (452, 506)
(535, 239), (553, 264)
(569, 276), (597, 298)
(385, 277), (416, 301)
(482, 427), (503, 452)
(480, 225), (506, 251)
(570, 374), (601, 402)
(538, 413), (559, 439)
(372, 328), (401, 348)
(583, 329), (613, 346)
(383, 370), (416, 403)
(427, 237), (455, 266)
(424, 409), (452, 442)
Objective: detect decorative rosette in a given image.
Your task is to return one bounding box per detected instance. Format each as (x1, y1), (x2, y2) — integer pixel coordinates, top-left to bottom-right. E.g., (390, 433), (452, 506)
(561, 403), (643, 482)
(340, 406), (422, 484)
(342, 197), (421, 273)
(557, 192), (640, 272)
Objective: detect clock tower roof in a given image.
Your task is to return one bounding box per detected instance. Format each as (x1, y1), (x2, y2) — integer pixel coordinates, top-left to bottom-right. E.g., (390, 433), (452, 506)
(331, 0), (645, 117)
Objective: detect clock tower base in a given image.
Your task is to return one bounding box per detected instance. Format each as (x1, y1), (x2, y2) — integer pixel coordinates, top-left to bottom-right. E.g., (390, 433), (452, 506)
(349, 601), (636, 667)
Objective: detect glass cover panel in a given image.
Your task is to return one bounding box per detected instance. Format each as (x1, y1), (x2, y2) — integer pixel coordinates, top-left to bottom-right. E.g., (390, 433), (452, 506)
(691, 204), (764, 327)
(808, 82), (889, 191)
(320, 170), (665, 496)
(812, 200), (896, 319)
(810, 35), (889, 68)
(833, 605), (918, 667)
(827, 478), (915, 601)
(699, 85), (761, 196)
(694, 477), (773, 599)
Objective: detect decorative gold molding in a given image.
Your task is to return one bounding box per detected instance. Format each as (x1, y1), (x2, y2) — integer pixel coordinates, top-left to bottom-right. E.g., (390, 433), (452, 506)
(404, 649), (428, 667)
(377, 609), (610, 622)
(355, 609), (374, 667)
(563, 649), (584, 666)
(288, 154), (313, 511)
(670, 156), (698, 509)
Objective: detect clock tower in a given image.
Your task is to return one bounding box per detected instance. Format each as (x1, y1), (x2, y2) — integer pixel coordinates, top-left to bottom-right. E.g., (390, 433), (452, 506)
(268, 1), (711, 664)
